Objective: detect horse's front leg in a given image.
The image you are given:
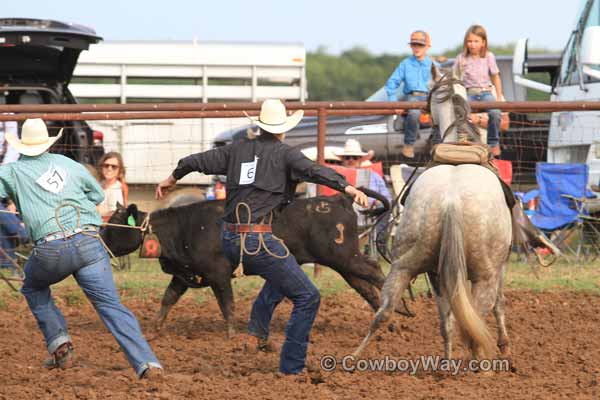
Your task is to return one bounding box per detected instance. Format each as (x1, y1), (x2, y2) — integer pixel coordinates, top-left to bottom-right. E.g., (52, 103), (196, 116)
(353, 250), (422, 357)
(493, 264), (510, 356)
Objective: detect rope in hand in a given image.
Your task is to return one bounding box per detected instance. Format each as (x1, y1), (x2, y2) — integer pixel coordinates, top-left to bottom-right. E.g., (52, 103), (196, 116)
(233, 202), (290, 277)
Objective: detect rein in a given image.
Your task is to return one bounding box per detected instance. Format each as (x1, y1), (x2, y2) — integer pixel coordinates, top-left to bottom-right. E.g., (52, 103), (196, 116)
(427, 73), (482, 143)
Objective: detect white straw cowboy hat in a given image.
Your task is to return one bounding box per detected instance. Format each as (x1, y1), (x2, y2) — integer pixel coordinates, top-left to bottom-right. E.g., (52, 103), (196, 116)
(335, 139), (368, 157)
(301, 146), (341, 162)
(244, 99), (304, 134)
(6, 118), (63, 156)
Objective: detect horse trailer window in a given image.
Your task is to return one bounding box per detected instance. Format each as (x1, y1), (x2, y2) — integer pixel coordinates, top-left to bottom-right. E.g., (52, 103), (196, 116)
(559, 34), (578, 85)
(585, 0), (600, 28)
(582, 0), (600, 83)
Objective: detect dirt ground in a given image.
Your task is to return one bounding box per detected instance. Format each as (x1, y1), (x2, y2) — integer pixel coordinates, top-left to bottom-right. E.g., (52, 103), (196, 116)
(1, 290), (599, 399)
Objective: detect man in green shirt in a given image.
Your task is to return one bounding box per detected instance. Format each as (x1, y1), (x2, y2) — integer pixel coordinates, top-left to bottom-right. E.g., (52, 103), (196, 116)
(0, 119), (162, 379)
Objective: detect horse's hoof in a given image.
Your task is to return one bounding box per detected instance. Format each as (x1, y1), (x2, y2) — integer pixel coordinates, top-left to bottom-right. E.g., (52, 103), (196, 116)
(153, 319), (165, 334)
(498, 343), (511, 357)
(394, 298), (415, 317)
(227, 327), (236, 340)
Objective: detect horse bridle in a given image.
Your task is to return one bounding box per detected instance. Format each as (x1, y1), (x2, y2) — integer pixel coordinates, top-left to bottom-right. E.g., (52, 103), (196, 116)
(427, 73), (482, 143)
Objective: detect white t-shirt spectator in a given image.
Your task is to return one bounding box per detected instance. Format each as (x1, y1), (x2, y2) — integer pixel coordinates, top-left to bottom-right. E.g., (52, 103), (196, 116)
(0, 121), (20, 165)
(98, 180), (124, 217)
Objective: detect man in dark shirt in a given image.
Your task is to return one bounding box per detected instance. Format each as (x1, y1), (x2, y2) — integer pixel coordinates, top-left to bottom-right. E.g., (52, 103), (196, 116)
(156, 99), (368, 375)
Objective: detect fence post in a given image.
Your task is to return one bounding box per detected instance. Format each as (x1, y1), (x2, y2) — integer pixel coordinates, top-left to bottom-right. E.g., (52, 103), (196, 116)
(314, 107), (327, 278)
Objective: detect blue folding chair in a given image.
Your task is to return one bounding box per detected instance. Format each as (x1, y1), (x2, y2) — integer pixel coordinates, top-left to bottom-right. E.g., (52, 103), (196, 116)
(526, 163), (600, 262)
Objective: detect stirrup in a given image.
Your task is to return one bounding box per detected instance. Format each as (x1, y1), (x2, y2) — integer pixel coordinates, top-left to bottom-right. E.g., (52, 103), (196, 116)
(533, 234), (561, 267)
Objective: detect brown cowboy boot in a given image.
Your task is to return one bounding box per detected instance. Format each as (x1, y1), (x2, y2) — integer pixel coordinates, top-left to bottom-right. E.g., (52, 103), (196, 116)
(490, 145), (501, 157)
(141, 366), (165, 381)
(43, 342), (75, 370)
(401, 145), (415, 158)
(237, 334), (280, 354)
(256, 337), (280, 353)
(511, 202), (561, 256)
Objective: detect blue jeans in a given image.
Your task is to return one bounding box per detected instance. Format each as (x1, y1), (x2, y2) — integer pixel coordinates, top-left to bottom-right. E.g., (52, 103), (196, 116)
(468, 92), (501, 147)
(21, 233), (161, 377)
(221, 230), (320, 374)
(402, 94), (427, 145)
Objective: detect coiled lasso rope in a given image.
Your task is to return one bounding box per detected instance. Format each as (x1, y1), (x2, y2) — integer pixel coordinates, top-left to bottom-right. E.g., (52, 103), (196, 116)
(233, 202), (290, 277)
(54, 202), (120, 267)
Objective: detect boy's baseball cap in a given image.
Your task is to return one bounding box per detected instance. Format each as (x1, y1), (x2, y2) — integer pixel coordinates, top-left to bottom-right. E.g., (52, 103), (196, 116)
(408, 31), (431, 47)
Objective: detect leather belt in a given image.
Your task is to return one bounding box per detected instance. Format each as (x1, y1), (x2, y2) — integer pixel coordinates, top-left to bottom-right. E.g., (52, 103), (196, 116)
(35, 225), (99, 246)
(223, 222), (272, 233)
(467, 87), (493, 96)
(408, 91), (428, 96)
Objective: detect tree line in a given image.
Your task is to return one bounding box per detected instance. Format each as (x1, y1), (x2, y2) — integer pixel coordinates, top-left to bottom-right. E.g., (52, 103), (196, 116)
(305, 44), (549, 101)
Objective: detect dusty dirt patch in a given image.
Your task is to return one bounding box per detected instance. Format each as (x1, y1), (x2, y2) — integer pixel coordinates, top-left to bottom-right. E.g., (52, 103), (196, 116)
(1, 290), (599, 399)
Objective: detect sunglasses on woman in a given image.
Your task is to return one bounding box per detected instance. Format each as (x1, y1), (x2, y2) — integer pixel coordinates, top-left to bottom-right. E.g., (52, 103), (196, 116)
(102, 163), (120, 170)
(343, 156), (361, 160)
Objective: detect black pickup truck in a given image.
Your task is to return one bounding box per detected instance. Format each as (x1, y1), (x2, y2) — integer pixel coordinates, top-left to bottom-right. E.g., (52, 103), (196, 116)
(0, 18), (104, 164)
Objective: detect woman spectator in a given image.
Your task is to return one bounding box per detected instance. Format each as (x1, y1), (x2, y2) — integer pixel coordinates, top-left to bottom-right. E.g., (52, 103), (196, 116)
(97, 152), (128, 222)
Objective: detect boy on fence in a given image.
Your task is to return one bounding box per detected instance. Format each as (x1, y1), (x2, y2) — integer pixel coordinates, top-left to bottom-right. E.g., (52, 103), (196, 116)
(385, 30), (437, 158)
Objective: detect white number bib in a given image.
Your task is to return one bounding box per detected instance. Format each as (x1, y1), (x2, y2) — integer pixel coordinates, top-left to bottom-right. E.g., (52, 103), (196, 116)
(36, 166), (68, 194)
(239, 156), (258, 185)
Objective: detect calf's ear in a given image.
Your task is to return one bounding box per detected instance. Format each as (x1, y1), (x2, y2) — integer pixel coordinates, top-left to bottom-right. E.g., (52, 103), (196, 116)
(127, 204), (139, 220)
(116, 202), (125, 210)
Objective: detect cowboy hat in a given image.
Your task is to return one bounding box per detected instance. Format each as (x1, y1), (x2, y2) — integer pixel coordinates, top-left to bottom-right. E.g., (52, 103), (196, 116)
(301, 146), (342, 162)
(6, 118), (62, 157)
(335, 139), (368, 157)
(243, 99), (303, 134)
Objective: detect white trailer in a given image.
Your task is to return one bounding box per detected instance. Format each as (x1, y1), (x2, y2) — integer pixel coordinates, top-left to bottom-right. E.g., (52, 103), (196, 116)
(513, 0), (600, 185)
(70, 40), (307, 184)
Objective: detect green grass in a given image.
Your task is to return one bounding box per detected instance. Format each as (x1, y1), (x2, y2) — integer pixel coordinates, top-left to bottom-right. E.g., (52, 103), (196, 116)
(503, 254), (600, 293)
(1, 252), (599, 305)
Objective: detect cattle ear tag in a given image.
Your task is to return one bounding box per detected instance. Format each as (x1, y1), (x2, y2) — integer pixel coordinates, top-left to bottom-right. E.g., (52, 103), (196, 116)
(139, 232), (161, 258)
(127, 215), (136, 226)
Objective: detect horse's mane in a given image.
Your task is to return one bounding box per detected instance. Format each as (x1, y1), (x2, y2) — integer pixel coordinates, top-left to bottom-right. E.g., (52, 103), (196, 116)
(427, 73), (482, 143)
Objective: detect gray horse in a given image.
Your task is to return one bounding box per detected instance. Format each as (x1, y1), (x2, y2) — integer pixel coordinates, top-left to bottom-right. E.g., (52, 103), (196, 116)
(354, 74), (512, 362)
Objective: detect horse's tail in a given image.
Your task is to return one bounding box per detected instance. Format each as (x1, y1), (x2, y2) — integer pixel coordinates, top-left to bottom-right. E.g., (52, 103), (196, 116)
(439, 195), (495, 359)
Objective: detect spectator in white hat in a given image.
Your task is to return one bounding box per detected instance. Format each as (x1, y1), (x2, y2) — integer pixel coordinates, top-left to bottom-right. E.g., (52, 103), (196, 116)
(336, 139), (392, 209)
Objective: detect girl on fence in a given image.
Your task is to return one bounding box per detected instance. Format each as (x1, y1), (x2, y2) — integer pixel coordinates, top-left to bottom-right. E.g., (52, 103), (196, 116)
(453, 24), (504, 156)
